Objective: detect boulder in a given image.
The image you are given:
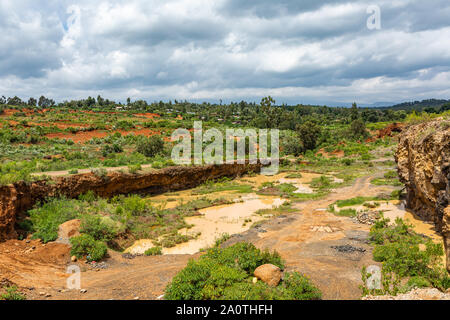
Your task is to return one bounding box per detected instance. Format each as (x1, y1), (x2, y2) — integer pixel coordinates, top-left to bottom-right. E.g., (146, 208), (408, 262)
(57, 219), (81, 245)
(254, 264), (282, 287)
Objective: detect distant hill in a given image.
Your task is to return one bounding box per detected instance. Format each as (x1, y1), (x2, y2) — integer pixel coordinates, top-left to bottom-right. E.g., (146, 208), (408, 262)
(376, 99), (450, 111)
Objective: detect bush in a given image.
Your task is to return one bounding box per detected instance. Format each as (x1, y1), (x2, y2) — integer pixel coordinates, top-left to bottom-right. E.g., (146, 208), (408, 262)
(0, 286), (26, 300)
(362, 217), (450, 296)
(145, 246), (162, 256)
(70, 234), (107, 262)
(128, 164), (142, 174)
(136, 135), (164, 157)
(80, 214), (118, 242)
(165, 242), (320, 300)
(29, 198), (79, 243)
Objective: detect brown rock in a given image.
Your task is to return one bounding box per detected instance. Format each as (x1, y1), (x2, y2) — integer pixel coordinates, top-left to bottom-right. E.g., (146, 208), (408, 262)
(57, 219), (81, 245)
(0, 163), (262, 242)
(395, 119), (450, 271)
(254, 264), (282, 287)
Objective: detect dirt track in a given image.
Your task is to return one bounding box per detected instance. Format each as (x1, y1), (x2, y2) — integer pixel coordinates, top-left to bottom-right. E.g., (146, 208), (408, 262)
(0, 174), (395, 300)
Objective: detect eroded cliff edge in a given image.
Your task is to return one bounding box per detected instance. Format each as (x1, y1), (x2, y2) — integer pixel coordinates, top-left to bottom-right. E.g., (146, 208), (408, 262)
(395, 119), (450, 270)
(0, 163), (261, 241)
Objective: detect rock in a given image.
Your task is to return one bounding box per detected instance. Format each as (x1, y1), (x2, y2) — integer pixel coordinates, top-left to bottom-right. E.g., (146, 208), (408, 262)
(252, 277), (258, 284)
(57, 219), (81, 245)
(39, 292), (46, 296)
(396, 119), (450, 271)
(254, 264), (282, 287)
(134, 296), (140, 300)
(357, 211), (381, 225)
(80, 289), (87, 293)
(71, 255), (77, 262)
(0, 163), (262, 242)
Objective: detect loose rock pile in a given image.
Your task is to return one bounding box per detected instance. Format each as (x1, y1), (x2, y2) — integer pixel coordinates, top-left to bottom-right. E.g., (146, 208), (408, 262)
(356, 211), (381, 225)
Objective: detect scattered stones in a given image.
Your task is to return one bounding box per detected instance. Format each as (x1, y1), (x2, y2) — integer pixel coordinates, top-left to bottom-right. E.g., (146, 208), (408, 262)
(356, 211), (380, 225)
(122, 253), (136, 260)
(254, 264), (282, 287)
(331, 244), (366, 254)
(71, 256), (77, 262)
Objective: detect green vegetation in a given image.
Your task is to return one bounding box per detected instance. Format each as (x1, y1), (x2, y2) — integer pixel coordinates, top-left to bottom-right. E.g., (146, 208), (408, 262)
(164, 242), (321, 300)
(145, 246), (163, 256)
(335, 196), (376, 208)
(0, 286), (26, 300)
(361, 217), (450, 296)
(70, 234), (108, 262)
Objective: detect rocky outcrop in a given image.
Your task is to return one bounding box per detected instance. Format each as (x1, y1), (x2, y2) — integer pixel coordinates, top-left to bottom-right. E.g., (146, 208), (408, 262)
(0, 163), (262, 241)
(395, 119), (450, 270)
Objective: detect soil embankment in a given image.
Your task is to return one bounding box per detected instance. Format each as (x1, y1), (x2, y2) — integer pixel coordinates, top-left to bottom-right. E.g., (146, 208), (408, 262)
(0, 163), (262, 241)
(395, 119), (450, 270)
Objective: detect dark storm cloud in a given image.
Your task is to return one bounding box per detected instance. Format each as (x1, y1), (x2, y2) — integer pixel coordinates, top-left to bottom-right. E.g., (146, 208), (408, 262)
(0, 0), (449, 105)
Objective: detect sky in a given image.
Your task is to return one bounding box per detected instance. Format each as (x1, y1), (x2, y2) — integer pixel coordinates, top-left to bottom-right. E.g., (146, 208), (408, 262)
(0, 0), (450, 106)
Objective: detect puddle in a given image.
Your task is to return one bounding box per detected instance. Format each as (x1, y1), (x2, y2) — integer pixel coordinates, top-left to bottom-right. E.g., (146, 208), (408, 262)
(124, 171), (319, 255)
(278, 178), (314, 194)
(124, 239), (155, 255)
(162, 194), (285, 255)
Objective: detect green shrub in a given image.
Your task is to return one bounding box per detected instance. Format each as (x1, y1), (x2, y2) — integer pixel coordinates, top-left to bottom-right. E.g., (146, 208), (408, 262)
(145, 246), (162, 256)
(29, 198), (79, 243)
(0, 286), (26, 300)
(79, 214), (118, 242)
(362, 217), (450, 296)
(165, 242), (320, 300)
(128, 164), (142, 174)
(70, 234), (107, 262)
(136, 135), (164, 157)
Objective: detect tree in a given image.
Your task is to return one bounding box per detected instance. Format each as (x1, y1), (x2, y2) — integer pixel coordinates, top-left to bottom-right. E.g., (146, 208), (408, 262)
(136, 135), (164, 157)
(38, 96), (54, 108)
(296, 120), (321, 152)
(350, 102), (359, 121)
(28, 97), (37, 106)
(348, 118), (369, 141)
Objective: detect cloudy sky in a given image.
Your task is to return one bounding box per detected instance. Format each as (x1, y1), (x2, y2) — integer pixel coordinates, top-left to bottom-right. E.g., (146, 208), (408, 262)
(1, 0), (450, 106)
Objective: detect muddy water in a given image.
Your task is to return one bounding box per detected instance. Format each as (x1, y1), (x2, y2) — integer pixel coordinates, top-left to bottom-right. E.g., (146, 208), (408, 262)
(163, 195), (285, 255)
(124, 172), (321, 255)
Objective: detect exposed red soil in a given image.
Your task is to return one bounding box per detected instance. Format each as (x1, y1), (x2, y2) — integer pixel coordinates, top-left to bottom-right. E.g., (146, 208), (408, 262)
(376, 122), (404, 139)
(0, 239), (71, 289)
(45, 128), (164, 143)
(316, 148), (345, 158)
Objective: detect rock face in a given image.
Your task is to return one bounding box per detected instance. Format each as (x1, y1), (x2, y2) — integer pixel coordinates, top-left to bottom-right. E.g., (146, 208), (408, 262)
(0, 163), (262, 242)
(253, 264), (282, 287)
(395, 119), (450, 270)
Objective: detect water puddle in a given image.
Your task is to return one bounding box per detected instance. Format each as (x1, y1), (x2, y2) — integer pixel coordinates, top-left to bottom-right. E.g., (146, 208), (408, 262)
(163, 194), (285, 254)
(124, 171), (320, 255)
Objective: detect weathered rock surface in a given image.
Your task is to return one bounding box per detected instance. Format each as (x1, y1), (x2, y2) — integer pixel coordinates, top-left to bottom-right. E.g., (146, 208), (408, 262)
(363, 288), (450, 300)
(395, 119), (450, 270)
(253, 264), (282, 287)
(56, 219), (81, 245)
(0, 163), (261, 241)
